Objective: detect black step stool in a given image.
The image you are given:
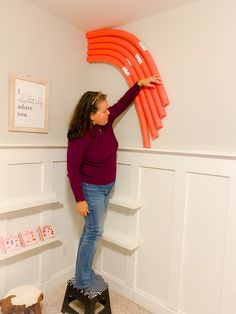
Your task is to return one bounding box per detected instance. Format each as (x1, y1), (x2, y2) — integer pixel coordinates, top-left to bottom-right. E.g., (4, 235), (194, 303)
(61, 278), (112, 314)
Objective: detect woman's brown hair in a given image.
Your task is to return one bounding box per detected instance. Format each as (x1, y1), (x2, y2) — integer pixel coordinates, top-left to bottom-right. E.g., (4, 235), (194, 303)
(67, 91), (107, 140)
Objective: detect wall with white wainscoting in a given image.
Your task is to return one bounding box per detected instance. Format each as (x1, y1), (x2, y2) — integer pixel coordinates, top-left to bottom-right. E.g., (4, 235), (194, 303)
(1, 146), (236, 314)
(94, 148), (236, 314)
(1, 1), (236, 314)
(0, 145), (79, 299)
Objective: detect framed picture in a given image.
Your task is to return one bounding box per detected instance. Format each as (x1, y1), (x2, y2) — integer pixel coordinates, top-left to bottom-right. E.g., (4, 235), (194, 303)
(8, 73), (49, 133)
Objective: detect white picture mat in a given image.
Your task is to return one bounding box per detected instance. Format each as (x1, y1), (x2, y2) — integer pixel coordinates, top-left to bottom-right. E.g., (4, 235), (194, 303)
(9, 74), (49, 133)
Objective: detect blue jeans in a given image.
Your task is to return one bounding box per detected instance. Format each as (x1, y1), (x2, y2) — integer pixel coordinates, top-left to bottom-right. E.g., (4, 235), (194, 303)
(75, 182), (114, 289)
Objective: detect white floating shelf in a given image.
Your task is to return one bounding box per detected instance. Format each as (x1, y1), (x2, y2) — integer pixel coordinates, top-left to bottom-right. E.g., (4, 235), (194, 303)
(109, 195), (142, 210)
(0, 236), (61, 261)
(0, 192), (59, 215)
(103, 227), (139, 251)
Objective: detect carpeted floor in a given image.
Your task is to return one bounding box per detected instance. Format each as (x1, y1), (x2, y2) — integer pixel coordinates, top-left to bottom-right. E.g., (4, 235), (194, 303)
(42, 283), (151, 313)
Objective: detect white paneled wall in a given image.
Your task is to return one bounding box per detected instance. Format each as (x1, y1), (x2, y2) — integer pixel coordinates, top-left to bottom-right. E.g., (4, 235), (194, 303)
(0, 146), (77, 298)
(1, 146), (236, 314)
(95, 148), (236, 314)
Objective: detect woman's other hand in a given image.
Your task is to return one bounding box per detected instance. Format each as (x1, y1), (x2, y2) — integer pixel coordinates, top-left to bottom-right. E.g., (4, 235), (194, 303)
(138, 75), (162, 88)
(76, 200), (89, 217)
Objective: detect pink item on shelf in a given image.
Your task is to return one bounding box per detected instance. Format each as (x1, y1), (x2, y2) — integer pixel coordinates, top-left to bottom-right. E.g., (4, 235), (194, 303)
(37, 224), (56, 240)
(0, 234), (22, 254)
(19, 229), (40, 247)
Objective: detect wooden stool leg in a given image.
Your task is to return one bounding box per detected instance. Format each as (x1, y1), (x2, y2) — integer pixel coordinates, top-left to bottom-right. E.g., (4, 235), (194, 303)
(61, 285), (74, 313)
(33, 302), (42, 314)
(84, 300), (96, 314)
(97, 289), (111, 314)
(61, 284), (80, 314)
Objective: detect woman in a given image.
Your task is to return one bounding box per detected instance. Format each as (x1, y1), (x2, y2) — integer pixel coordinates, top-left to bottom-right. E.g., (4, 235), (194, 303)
(67, 75), (161, 296)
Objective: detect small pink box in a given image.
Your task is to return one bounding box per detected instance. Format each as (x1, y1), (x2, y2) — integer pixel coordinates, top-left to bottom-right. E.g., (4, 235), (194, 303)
(19, 229), (40, 247)
(0, 234), (22, 254)
(37, 224), (56, 240)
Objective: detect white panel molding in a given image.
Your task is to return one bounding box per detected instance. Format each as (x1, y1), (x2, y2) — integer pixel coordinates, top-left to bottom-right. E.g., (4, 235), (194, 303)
(0, 163), (8, 202)
(102, 162), (142, 288)
(0, 144), (66, 149)
(119, 147), (236, 160)
(180, 172), (229, 314)
(126, 164), (141, 288)
(115, 149), (236, 313)
(40, 197), (54, 283)
(42, 161), (54, 193)
(0, 146), (72, 298)
(0, 160), (8, 297)
(167, 170), (188, 310)
(118, 151), (236, 178)
(220, 177), (236, 314)
(0, 268), (6, 297)
(1, 146), (236, 313)
(2, 144), (236, 160)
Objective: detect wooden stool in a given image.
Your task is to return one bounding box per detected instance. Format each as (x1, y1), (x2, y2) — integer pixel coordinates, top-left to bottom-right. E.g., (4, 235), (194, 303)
(61, 278), (112, 314)
(0, 285), (43, 314)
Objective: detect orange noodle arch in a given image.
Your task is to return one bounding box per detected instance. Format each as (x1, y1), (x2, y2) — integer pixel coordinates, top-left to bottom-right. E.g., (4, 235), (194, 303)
(87, 54), (159, 147)
(88, 37), (166, 119)
(86, 29), (169, 106)
(86, 29), (169, 148)
(88, 49), (161, 133)
(88, 43), (163, 129)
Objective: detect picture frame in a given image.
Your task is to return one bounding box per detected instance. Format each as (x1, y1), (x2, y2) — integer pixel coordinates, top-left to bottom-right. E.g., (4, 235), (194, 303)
(8, 73), (49, 133)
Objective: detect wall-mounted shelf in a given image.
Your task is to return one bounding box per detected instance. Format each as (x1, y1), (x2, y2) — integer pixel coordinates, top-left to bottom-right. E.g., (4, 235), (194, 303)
(105, 194), (141, 251)
(103, 227), (139, 251)
(109, 195), (142, 210)
(0, 236), (61, 261)
(0, 192), (59, 215)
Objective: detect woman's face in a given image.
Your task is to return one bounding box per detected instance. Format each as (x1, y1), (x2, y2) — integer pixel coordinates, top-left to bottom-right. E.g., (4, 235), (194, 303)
(90, 100), (110, 126)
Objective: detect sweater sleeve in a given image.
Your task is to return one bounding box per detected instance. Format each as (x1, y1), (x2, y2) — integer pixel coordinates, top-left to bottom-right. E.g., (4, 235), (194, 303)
(109, 82), (140, 123)
(67, 136), (89, 202)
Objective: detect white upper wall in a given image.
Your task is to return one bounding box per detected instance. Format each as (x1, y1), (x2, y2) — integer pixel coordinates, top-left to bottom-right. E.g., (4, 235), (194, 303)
(1, 0), (235, 154)
(0, 0), (87, 145)
(86, 0), (236, 154)
(23, 0), (197, 31)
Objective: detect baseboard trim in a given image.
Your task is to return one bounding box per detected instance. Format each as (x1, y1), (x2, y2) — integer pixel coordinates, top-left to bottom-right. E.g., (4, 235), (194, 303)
(97, 270), (177, 314)
(37, 265), (75, 293)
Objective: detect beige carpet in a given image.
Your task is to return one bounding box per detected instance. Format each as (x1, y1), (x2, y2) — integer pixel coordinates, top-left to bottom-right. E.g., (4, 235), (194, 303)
(42, 283), (151, 313)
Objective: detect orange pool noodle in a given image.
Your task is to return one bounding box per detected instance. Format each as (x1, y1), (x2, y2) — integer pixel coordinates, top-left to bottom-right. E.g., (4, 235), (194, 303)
(86, 29), (169, 107)
(88, 37), (166, 119)
(88, 48), (162, 132)
(88, 42), (164, 127)
(87, 55), (152, 147)
(87, 54), (158, 142)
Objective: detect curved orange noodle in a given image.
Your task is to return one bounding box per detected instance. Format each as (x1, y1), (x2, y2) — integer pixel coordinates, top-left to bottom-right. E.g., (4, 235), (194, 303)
(87, 54), (154, 147)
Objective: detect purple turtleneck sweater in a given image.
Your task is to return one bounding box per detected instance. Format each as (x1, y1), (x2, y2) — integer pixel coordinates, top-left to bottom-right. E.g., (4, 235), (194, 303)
(67, 82), (140, 202)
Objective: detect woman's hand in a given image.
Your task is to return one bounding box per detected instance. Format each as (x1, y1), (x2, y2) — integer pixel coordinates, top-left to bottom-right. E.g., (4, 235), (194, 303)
(75, 200), (89, 217)
(138, 75), (162, 88)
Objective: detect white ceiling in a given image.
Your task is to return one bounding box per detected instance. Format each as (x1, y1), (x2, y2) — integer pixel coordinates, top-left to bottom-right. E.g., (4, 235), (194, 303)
(24, 0), (196, 31)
